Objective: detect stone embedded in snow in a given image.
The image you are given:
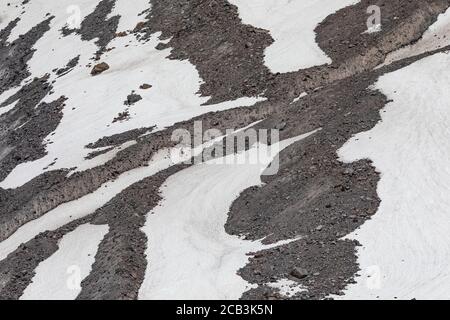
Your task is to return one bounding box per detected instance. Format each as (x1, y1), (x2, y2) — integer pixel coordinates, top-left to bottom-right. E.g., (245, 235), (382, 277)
(116, 31), (128, 37)
(125, 93), (143, 105)
(139, 83), (152, 90)
(91, 62), (110, 76)
(133, 21), (146, 32)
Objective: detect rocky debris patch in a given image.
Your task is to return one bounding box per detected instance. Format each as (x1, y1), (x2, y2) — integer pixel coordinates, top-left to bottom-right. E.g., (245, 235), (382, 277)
(291, 267), (309, 280)
(142, 0), (273, 104)
(0, 76), (65, 183)
(55, 56), (80, 77)
(133, 21), (147, 33)
(0, 17), (51, 95)
(115, 31), (128, 37)
(112, 111), (130, 123)
(124, 92), (142, 106)
(86, 127), (155, 150)
(62, 0), (120, 56)
(85, 147), (115, 160)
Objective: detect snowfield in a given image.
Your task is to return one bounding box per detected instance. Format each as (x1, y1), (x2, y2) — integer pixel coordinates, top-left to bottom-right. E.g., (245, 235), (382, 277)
(20, 224), (108, 300)
(228, 0), (359, 73)
(339, 52), (450, 300)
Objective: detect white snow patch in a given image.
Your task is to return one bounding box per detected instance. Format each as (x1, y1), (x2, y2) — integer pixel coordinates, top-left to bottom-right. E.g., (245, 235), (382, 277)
(380, 7), (450, 67)
(292, 92), (308, 104)
(337, 52), (450, 300)
(139, 130), (318, 300)
(228, 0), (359, 73)
(363, 24), (382, 34)
(267, 279), (306, 297)
(20, 224), (108, 300)
(0, 100), (18, 117)
(0, 86), (21, 105)
(108, 0), (150, 32)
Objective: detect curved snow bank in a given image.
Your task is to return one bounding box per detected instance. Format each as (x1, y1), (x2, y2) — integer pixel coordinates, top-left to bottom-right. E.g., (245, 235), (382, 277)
(381, 7), (450, 67)
(228, 0), (359, 73)
(338, 52), (450, 300)
(20, 224), (108, 300)
(139, 130), (318, 300)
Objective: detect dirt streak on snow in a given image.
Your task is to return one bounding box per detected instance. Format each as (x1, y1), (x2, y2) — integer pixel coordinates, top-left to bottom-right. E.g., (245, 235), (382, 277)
(139, 130), (318, 300)
(20, 224), (108, 300)
(228, 0), (359, 73)
(338, 52), (450, 300)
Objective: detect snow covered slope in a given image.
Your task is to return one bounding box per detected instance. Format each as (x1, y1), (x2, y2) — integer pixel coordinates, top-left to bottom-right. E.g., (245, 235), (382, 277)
(339, 52), (450, 300)
(21, 224), (108, 300)
(1, 0), (450, 301)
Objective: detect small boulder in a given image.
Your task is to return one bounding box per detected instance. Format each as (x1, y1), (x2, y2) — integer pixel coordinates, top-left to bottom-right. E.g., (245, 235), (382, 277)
(291, 267), (309, 279)
(134, 21), (146, 32)
(91, 62), (110, 76)
(140, 83), (152, 90)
